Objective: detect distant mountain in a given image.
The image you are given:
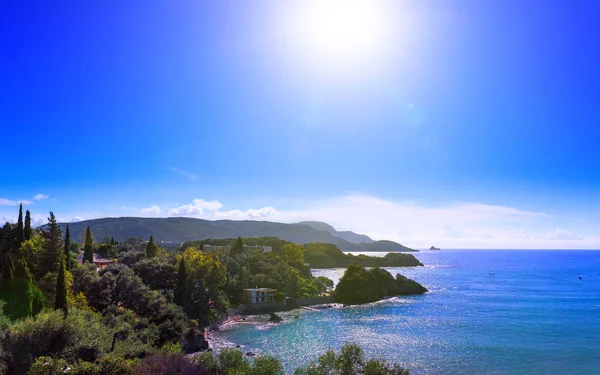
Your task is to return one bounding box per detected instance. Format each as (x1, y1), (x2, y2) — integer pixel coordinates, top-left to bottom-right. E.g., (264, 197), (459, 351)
(297, 221), (374, 244)
(359, 240), (417, 253)
(42, 217), (417, 252)
(430, 246), (441, 250)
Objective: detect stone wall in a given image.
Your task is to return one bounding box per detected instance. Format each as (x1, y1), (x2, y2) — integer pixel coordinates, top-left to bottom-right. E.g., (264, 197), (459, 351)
(295, 296), (334, 306)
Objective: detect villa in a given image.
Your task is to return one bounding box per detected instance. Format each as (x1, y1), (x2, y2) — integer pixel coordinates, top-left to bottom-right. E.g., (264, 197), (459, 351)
(244, 288), (278, 304)
(76, 251), (117, 270)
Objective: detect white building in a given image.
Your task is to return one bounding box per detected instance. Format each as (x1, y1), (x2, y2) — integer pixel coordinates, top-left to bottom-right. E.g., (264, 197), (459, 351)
(244, 288), (277, 304)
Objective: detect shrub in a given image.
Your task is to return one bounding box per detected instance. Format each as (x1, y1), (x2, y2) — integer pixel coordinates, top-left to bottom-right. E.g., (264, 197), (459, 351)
(138, 353), (208, 375)
(5, 309), (110, 375)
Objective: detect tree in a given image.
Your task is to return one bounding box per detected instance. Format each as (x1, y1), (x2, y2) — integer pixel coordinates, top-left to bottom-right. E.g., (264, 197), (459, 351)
(54, 257), (68, 316)
(64, 224), (71, 270)
(24, 210), (32, 240)
(146, 236), (159, 258)
(16, 203), (24, 247)
(83, 227), (94, 263)
(282, 243), (305, 267)
(133, 258), (177, 291)
(174, 257), (187, 306)
(230, 237), (244, 256)
(40, 212), (63, 277)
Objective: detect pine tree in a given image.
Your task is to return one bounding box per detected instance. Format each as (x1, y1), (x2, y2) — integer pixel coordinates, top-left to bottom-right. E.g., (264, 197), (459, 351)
(54, 257), (68, 316)
(146, 235), (159, 258)
(24, 210), (32, 240)
(40, 212), (63, 277)
(83, 227), (94, 263)
(64, 224), (71, 270)
(16, 204), (24, 248)
(174, 257), (187, 306)
(230, 237), (244, 256)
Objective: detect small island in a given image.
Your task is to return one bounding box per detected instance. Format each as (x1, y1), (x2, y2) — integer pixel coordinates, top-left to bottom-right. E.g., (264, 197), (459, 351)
(304, 243), (424, 268)
(334, 263), (428, 304)
(430, 246), (441, 250)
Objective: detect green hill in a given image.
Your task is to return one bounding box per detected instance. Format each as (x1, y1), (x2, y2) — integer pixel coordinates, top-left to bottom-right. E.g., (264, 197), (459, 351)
(43, 217), (418, 252)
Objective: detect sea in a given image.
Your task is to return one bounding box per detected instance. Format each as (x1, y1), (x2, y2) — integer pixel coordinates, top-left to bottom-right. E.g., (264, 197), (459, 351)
(212, 250), (600, 375)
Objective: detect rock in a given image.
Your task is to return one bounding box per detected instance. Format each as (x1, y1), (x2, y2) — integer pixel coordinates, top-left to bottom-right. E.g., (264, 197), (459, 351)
(246, 352), (256, 357)
(181, 328), (209, 354)
(430, 246), (441, 250)
(268, 313), (282, 323)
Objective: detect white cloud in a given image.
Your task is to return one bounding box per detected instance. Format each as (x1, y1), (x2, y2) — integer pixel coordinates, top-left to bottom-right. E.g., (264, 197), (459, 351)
(70, 216), (84, 223)
(141, 205), (162, 215)
(32, 194), (49, 201)
(0, 198), (16, 206)
(161, 194), (600, 248)
(215, 207), (277, 220)
(169, 199), (223, 216)
(0, 197), (35, 206)
(171, 167), (199, 181)
(0, 215), (16, 223)
(262, 194), (599, 249)
(168, 198), (276, 220)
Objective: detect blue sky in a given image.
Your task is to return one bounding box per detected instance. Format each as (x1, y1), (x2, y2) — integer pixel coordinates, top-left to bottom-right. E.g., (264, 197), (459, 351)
(2, 1), (600, 248)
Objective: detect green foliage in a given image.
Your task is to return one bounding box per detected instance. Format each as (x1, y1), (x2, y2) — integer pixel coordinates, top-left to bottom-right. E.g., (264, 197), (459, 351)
(16, 204), (24, 248)
(39, 212), (63, 277)
(145, 236), (159, 258)
(304, 243), (423, 269)
(0, 300), (11, 330)
(294, 343), (410, 375)
(158, 342), (183, 355)
(230, 237), (244, 256)
(179, 248), (227, 325)
(192, 352), (220, 373)
(174, 258), (186, 306)
(54, 258), (68, 316)
(282, 243), (305, 267)
(5, 309), (112, 375)
(19, 236), (44, 281)
(64, 225), (71, 271)
(60, 217), (418, 252)
(83, 227), (94, 264)
(24, 210), (32, 241)
(132, 258), (176, 291)
(0, 278), (45, 320)
(313, 276), (334, 294)
(219, 349), (251, 374)
(249, 355), (284, 375)
(335, 264), (427, 304)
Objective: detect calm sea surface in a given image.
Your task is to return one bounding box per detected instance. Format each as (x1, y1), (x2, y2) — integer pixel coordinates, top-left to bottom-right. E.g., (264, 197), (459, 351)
(212, 250), (600, 374)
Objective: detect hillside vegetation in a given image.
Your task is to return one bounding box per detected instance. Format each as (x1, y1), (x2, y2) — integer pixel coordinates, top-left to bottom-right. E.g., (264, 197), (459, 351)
(47, 217), (418, 252)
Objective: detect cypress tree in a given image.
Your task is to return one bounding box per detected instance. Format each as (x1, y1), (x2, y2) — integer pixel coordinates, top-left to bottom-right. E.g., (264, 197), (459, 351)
(40, 212), (63, 277)
(146, 235), (159, 258)
(16, 204), (24, 248)
(230, 237), (244, 256)
(83, 227), (94, 263)
(24, 210), (32, 240)
(64, 224), (71, 270)
(54, 257), (68, 316)
(174, 257), (187, 306)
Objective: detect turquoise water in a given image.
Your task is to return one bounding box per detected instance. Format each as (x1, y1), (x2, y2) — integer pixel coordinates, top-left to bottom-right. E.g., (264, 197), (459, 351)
(213, 250), (600, 374)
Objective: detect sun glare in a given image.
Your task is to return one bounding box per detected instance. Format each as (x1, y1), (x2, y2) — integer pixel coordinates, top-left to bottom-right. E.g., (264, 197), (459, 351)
(281, 0), (395, 76)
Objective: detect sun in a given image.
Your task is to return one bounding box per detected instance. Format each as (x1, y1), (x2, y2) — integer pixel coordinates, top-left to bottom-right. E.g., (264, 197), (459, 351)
(280, 0), (395, 75)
